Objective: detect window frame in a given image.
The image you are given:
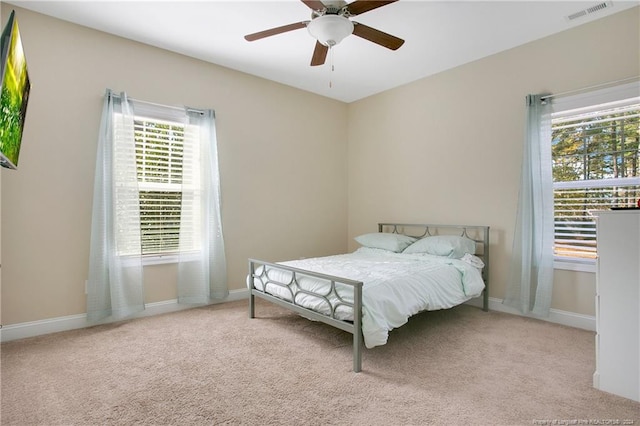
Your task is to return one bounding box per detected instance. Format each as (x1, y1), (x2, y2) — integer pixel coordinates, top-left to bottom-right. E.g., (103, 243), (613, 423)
(550, 81), (640, 272)
(119, 100), (200, 265)
(134, 116), (186, 257)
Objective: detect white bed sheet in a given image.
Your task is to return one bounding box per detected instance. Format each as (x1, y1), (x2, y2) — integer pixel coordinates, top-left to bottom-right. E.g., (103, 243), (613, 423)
(249, 247), (485, 349)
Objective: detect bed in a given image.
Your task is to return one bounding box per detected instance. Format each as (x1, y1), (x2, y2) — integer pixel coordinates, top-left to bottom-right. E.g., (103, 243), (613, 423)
(248, 223), (490, 372)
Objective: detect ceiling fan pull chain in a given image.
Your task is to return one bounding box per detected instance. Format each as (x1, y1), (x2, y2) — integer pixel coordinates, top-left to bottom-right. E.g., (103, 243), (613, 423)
(329, 45), (334, 88)
(331, 44), (335, 72)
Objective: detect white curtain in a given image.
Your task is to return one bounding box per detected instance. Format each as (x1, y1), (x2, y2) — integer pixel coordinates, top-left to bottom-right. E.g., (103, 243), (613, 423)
(504, 94), (555, 317)
(87, 90), (144, 321)
(177, 109), (228, 303)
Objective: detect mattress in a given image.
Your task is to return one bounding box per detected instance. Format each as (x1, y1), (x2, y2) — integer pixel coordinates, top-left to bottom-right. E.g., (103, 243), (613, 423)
(249, 247), (485, 349)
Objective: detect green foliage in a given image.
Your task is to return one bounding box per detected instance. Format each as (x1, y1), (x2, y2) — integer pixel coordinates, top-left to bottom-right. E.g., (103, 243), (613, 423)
(552, 110), (639, 182)
(0, 29), (30, 167)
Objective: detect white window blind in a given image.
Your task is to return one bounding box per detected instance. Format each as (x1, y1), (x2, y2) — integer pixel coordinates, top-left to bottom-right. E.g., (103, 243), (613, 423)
(551, 94), (640, 260)
(134, 117), (185, 255)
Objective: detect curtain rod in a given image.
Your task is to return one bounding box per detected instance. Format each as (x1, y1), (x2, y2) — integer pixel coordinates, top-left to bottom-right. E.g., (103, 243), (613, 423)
(540, 76), (639, 101)
(106, 89), (206, 115)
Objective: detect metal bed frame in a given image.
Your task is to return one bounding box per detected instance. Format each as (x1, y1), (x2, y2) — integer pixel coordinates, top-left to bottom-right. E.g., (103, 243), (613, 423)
(248, 223), (490, 372)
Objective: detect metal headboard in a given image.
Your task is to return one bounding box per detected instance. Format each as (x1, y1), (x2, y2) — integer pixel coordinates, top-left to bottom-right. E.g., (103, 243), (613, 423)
(378, 223), (490, 311)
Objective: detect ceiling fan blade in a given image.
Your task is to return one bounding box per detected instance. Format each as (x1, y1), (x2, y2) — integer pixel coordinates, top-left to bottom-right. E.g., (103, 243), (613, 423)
(310, 41), (329, 66)
(301, 0), (326, 11)
(244, 22), (308, 42)
(346, 0), (398, 16)
(352, 22), (404, 50)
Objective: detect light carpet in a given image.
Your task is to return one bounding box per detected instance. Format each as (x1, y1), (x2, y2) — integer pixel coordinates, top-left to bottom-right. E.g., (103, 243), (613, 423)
(1, 299), (638, 425)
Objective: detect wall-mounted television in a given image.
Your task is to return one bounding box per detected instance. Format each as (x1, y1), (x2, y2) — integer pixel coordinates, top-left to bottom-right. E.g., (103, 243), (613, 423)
(0, 10), (31, 170)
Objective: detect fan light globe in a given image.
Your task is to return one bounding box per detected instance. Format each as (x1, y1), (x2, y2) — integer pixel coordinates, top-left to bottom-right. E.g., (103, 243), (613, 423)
(307, 15), (354, 47)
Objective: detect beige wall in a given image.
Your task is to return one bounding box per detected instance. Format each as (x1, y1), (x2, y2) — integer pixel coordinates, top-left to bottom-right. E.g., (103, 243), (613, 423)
(1, 5), (638, 327)
(347, 6), (639, 316)
(0, 5), (348, 325)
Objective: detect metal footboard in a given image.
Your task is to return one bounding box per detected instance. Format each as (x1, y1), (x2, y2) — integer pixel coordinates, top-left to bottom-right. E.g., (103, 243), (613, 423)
(248, 259), (364, 372)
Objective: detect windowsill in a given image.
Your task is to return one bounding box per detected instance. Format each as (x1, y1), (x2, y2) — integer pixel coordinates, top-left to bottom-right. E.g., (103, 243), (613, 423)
(554, 258), (596, 273)
(141, 250), (202, 266)
(142, 254), (179, 266)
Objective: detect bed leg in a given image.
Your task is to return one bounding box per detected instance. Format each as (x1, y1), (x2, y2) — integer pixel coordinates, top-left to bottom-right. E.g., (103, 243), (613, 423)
(353, 283), (363, 372)
(353, 329), (362, 373)
(483, 289), (489, 312)
(249, 293), (255, 318)
(249, 260), (256, 319)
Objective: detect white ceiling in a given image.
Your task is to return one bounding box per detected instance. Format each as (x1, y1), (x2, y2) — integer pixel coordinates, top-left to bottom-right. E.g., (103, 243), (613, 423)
(6, 0), (639, 103)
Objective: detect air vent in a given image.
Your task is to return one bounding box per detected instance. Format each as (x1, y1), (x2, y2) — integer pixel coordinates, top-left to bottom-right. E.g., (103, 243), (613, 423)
(566, 1), (613, 21)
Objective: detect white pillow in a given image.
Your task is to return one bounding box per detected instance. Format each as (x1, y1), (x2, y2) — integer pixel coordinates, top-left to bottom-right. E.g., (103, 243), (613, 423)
(402, 235), (476, 258)
(354, 233), (417, 253)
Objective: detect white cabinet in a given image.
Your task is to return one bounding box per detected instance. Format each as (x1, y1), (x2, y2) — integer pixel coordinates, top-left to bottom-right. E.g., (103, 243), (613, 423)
(592, 210), (640, 402)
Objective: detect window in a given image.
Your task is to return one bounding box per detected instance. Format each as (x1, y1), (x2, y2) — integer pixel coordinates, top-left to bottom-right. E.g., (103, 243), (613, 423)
(111, 98), (207, 260)
(134, 117), (185, 255)
(551, 83), (639, 264)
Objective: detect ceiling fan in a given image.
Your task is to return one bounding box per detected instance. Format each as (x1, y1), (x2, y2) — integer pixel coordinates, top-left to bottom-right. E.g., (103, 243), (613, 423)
(244, 0), (404, 66)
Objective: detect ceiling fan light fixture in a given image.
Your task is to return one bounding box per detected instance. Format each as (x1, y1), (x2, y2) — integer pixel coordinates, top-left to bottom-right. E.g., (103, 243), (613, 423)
(307, 15), (354, 47)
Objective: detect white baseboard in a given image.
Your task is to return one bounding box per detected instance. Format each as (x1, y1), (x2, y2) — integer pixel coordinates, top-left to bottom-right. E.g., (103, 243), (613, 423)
(0, 289), (250, 343)
(465, 296), (595, 331)
(1, 290), (594, 343)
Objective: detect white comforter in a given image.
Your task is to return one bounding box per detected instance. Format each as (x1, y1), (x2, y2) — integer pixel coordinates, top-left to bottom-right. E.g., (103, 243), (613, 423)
(250, 247), (485, 349)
